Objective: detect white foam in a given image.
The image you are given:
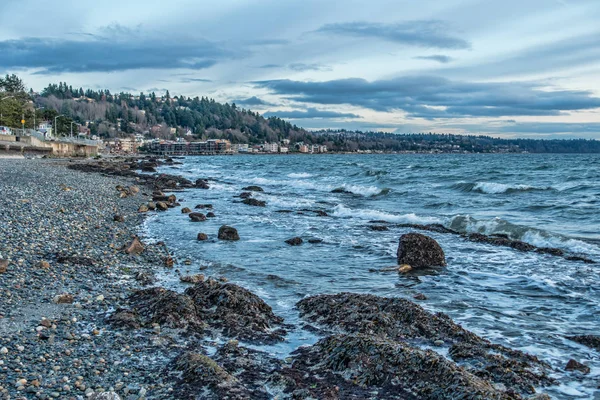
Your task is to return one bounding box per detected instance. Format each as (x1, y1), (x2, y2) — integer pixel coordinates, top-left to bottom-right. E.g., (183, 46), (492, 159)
(287, 173), (312, 178)
(473, 182), (549, 194)
(522, 231), (600, 257)
(332, 204), (441, 224)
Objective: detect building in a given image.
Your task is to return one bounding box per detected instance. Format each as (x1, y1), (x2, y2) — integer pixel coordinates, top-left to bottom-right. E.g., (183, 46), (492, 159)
(265, 143), (278, 153)
(279, 146), (289, 153)
(144, 139), (232, 155)
(232, 143), (249, 153)
(299, 144), (309, 153)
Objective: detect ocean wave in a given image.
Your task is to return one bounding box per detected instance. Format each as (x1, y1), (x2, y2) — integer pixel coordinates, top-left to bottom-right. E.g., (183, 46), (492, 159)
(332, 204), (441, 224)
(287, 172), (313, 178)
(452, 181), (553, 194)
(245, 176), (389, 197)
(449, 215), (600, 257)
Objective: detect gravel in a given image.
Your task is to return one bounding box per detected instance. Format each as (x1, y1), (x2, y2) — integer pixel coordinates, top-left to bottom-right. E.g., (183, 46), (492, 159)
(0, 159), (178, 400)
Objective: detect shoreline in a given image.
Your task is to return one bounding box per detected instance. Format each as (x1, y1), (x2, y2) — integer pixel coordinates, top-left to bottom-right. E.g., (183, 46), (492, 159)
(0, 157), (595, 399)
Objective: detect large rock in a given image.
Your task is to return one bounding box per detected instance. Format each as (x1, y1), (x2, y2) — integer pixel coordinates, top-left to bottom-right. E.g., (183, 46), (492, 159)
(196, 179), (210, 189)
(566, 335), (600, 351)
(397, 233), (446, 268)
(285, 237), (303, 246)
(0, 259), (8, 274)
(197, 233), (209, 241)
(218, 225), (240, 241)
(125, 237), (144, 255)
(242, 198), (266, 207)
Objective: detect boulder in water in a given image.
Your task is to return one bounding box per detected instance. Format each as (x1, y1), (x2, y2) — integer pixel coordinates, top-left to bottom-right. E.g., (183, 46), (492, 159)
(197, 233), (208, 241)
(242, 198), (266, 207)
(242, 185), (264, 192)
(189, 212), (207, 222)
(181, 207), (192, 214)
(397, 233), (446, 268)
(565, 359), (590, 374)
(218, 225), (240, 241)
(285, 237), (303, 246)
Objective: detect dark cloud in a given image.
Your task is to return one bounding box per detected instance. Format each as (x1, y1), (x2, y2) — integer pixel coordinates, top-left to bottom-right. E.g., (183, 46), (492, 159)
(254, 76), (600, 118)
(288, 63), (331, 72)
(263, 107), (361, 119)
(257, 64), (282, 69)
(315, 21), (470, 49)
(180, 78), (213, 83)
(232, 96), (274, 107)
(415, 55), (453, 63)
(0, 27), (235, 74)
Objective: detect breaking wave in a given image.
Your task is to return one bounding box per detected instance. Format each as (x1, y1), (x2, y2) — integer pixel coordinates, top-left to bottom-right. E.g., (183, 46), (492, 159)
(333, 204), (441, 224)
(452, 181), (553, 194)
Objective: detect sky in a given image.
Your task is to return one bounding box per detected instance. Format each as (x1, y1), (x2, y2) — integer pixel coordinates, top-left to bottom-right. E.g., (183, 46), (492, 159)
(1, 0), (600, 138)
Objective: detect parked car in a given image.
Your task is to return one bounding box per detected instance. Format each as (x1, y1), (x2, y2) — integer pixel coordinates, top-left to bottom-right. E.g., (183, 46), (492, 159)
(0, 126), (13, 135)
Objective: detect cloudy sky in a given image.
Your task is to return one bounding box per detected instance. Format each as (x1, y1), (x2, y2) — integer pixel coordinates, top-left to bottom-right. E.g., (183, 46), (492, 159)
(2, 0), (600, 138)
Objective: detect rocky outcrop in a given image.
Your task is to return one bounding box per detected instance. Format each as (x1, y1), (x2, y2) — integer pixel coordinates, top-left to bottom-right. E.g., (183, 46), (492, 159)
(197, 233), (208, 241)
(566, 335), (600, 351)
(181, 207), (192, 214)
(369, 225), (389, 231)
(206, 212), (216, 218)
(242, 186), (264, 192)
(180, 274), (205, 284)
(185, 279), (286, 343)
(297, 293), (552, 397)
(239, 192), (252, 199)
(195, 204), (213, 209)
(565, 359), (590, 374)
(242, 198), (266, 207)
(397, 233), (446, 268)
(196, 179), (210, 189)
(269, 334), (518, 400)
(218, 226), (240, 241)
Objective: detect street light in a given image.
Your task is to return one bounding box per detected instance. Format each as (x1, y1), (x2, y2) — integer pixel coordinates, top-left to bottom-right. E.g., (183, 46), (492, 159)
(0, 95), (15, 126)
(54, 115), (63, 138)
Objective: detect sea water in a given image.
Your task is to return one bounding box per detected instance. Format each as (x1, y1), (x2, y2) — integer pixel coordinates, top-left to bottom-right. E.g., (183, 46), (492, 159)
(143, 153), (600, 399)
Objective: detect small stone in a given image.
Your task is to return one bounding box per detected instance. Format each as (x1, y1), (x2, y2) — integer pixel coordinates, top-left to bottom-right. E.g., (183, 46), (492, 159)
(54, 294), (74, 304)
(285, 237), (303, 246)
(0, 259), (8, 273)
(0, 347), (8, 354)
(113, 215), (125, 222)
(16, 345), (24, 351)
(413, 293), (427, 300)
(164, 257), (174, 268)
(96, 294), (105, 302)
(181, 207), (192, 214)
(138, 204), (149, 213)
(197, 233), (208, 241)
(37, 260), (51, 269)
(398, 264), (413, 273)
(434, 340), (444, 346)
(180, 274), (204, 284)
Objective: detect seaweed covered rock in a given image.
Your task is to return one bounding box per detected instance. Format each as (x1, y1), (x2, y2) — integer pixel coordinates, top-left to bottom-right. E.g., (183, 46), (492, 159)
(242, 198), (266, 207)
(270, 334), (515, 400)
(297, 292), (480, 344)
(397, 233), (446, 268)
(185, 279), (285, 343)
(297, 293), (552, 397)
(124, 287), (204, 331)
(566, 335), (600, 351)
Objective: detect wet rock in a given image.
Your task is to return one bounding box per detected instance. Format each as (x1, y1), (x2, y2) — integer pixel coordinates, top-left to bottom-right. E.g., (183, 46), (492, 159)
(565, 359), (590, 374)
(134, 271), (156, 286)
(189, 212), (207, 222)
(285, 237), (303, 246)
(138, 204), (149, 213)
(195, 204), (213, 209)
(180, 274), (205, 284)
(126, 287), (204, 330)
(56, 253), (96, 266)
(468, 233), (536, 252)
(125, 237), (144, 255)
(242, 185), (264, 192)
(535, 247), (564, 257)
(153, 194), (176, 203)
(397, 233), (446, 268)
(413, 293), (427, 300)
(369, 225), (389, 231)
(197, 233), (209, 241)
(181, 207), (192, 214)
(270, 334), (515, 400)
(185, 279), (285, 343)
(239, 192), (252, 199)
(218, 225), (240, 241)
(331, 187), (352, 194)
(113, 214), (125, 222)
(207, 212), (216, 218)
(156, 201), (169, 211)
(396, 223), (459, 235)
(566, 335), (600, 351)
(147, 201), (157, 210)
(164, 256), (175, 268)
(90, 392), (122, 400)
(314, 210), (328, 217)
(242, 198), (266, 207)
(107, 310), (141, 329)
(308, 238), (323, 244)
(196, 179), (210, 189)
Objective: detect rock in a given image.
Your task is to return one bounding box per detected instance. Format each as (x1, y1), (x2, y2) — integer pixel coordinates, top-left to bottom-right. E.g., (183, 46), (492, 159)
(195, 204), (213, 209)
(285, 237), (303, 246)
(206, 212), (216, 218)
(147, 202), (156, 210)
(125, 237), (144, 255)
(218, 225), (240, 241)
(185, 279), (285, 342)
(37, 260), (50, 269)
(331, 187), (352, 194)
(239, 192), (252, 199)
(0, 259), (8, 273)
(189, 212), (207, 222)
(164, 256), (175, 268)
(113, 214), (125, 222)
(56, 253), (95, 266)
(413, 293), (427, 300)
(368, 225), (389, 231)
(197, 233), (209, 241)
(397, 233), (446, 268)
(126, 287), (204, 330)
(153, 194), (177, 203)
(156, 201), (169, 211)
(107, 310), (141, 329)
(134, 271), (156, 285)
(138, 204), (149, 213)
(180, 274), (205, 284)
(398, 264), (413, 273)
(566, 335), (600, 351)
(242, 198), (266, 207)
(196, 179), (210, 189)
(181, 207), (192, 214)
(565, 359), (590, 374)
(314, 210), (328, 217)
(53, 294), (74, 304)
(242, 185), (263, 192)
(308, 238), (323, 244)
(270, 334), (515, 400)
(129, 185), (140, 195)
